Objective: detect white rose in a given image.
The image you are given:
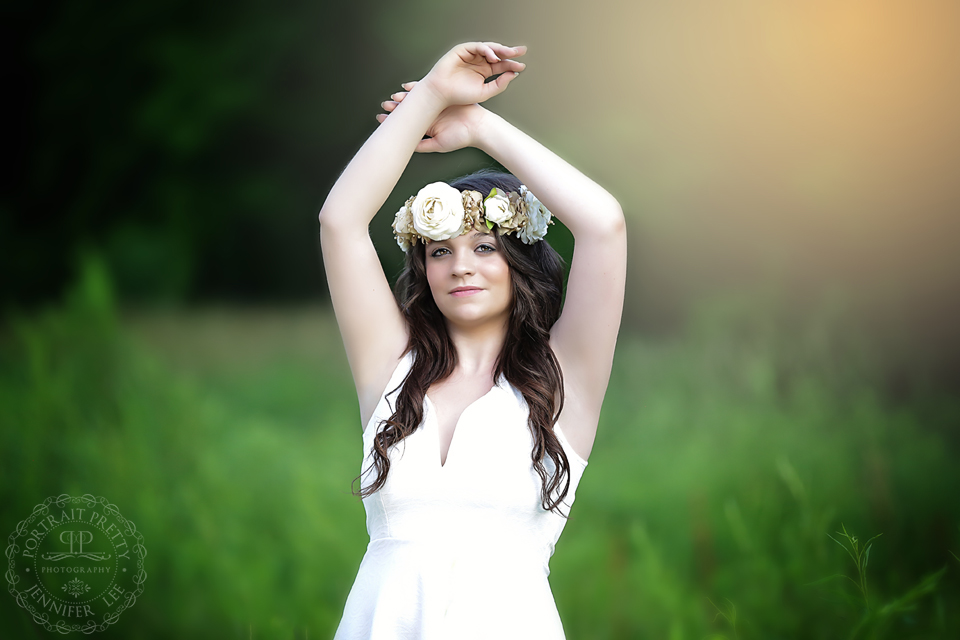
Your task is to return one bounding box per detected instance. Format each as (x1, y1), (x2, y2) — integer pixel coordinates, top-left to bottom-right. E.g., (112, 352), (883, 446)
(482, 188), (513, 225)
(411, 182), (465, 241)
(518, 185), (552, 244)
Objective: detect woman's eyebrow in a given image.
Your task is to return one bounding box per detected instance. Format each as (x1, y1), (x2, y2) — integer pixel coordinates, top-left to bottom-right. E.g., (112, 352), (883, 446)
(430, 232), (493, 246)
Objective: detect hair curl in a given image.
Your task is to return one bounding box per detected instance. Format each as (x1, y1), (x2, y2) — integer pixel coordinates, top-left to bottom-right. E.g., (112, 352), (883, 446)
(353, 169), (571, 515)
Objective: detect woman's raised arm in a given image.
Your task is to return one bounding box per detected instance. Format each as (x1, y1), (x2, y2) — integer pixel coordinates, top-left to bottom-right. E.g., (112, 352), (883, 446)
(317, 42), (525, 424)
(476, 113), (627, 453)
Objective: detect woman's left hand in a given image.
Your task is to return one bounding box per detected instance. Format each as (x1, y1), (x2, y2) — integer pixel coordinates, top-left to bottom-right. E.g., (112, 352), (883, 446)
(376, 81), (491, 154)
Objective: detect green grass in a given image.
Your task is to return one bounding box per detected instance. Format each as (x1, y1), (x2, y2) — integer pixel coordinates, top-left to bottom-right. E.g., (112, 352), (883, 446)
(1, 256), (957, 638)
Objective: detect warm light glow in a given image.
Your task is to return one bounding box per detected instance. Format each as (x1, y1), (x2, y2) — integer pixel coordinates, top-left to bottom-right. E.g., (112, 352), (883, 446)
(477, 0), (960, 341)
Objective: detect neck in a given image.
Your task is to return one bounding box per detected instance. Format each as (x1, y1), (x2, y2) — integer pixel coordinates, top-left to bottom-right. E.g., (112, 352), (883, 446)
(444, 316), (508, 376)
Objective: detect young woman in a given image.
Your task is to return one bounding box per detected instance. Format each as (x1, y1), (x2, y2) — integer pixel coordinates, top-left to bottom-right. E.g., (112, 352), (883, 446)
(318, 41), (626, 639)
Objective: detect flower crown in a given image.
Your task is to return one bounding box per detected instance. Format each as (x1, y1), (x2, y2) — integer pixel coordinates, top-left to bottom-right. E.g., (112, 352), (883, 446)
(392, 181), (553, 252)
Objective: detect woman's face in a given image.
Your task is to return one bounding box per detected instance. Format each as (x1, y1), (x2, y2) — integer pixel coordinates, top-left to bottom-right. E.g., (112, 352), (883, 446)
(425, 230), (513, 330)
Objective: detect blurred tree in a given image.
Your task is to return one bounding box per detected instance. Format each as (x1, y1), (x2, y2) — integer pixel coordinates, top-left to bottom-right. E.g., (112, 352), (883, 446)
(3, 0), (403, 306)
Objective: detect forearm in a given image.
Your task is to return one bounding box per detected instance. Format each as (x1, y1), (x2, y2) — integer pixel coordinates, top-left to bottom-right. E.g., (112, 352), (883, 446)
(318, 84), (446, 229)
(476, 112), (623, 236)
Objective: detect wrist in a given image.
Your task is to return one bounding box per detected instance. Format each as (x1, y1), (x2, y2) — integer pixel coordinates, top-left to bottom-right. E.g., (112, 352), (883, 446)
(475, 109), (508, 155)
(412, 77), (450, 114)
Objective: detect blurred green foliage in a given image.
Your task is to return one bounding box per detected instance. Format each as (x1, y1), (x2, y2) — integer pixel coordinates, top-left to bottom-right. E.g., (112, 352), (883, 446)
(5, 0), (560, 312)
(4, 0), (400, 306)
(1, 255), (957, 638)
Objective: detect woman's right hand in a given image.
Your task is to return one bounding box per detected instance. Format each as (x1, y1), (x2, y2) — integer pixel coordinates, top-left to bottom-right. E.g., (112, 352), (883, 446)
(417, 41), (526, 109)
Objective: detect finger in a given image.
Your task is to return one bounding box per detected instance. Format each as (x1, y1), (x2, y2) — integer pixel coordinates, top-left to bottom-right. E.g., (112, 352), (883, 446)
(480, 43), (501, 63)
(489, 59), (526, 76)
(376, 113), (387, 124)
(482, 70), (520, 100)
(485, 43), (527, 60)
(401, 81), (418, 90)
(381, 100), (399, 112)
(416, 136), (441, 154)
(463, 42), (501, 63)
(389, 92), (408, 103)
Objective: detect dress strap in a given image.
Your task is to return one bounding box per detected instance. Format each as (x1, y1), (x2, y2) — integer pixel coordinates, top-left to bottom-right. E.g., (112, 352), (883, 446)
(554, 424), (589, 468)
(363, 351), (415, 436)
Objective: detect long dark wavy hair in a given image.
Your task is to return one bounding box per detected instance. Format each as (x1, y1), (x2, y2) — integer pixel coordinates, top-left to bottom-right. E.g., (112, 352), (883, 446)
(353, 169), (572, 514)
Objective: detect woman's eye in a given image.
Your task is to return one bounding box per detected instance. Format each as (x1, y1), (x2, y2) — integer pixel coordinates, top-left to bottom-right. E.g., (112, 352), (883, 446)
(430, 247), (450, 257)
(477, 244), (495, 253)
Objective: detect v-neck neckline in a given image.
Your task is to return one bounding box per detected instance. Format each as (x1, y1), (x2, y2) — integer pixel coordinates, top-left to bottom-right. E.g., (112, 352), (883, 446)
(424, 374), (508, 469)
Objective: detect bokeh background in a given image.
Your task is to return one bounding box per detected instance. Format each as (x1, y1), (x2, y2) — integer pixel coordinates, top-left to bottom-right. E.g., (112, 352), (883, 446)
(2, 0), (959, 637)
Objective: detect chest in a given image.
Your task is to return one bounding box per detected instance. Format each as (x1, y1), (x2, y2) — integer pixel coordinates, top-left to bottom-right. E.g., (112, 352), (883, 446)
(373, 378), (543, 511)
(427, 376), (499, 466)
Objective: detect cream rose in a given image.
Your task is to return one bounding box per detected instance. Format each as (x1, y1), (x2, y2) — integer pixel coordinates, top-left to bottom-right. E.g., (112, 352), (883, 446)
(482, 188), (513, 225)
(392, 203), (416, 252)
(411, 182), (465, 241)
(517, 185), (553, 244)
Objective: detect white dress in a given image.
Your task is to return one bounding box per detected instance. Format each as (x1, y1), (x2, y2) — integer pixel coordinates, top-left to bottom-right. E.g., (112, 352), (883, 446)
(334, 351), (589, 639)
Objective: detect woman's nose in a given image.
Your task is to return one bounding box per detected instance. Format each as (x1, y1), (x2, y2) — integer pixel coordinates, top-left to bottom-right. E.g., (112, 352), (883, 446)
(451, 249), (475, 276)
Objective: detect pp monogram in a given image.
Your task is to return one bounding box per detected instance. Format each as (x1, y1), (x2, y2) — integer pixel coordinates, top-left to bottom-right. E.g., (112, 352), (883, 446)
(5, 494), (147, 634)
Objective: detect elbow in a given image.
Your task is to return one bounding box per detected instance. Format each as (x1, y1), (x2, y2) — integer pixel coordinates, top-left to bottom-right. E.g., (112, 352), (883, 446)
(317, 205), (369, 234)
(565, 200), (625, 241)
(318, 208), (368, 247)
(317, 206), (343, 231)
(598, 200), (626, 238)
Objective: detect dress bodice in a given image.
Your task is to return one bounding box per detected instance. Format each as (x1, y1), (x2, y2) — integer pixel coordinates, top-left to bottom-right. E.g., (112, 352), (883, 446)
(336, 350), (588, 639)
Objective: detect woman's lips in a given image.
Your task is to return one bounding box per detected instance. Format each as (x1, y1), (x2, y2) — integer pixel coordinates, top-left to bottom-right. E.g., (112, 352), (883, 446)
(450, 287), (481, 297)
